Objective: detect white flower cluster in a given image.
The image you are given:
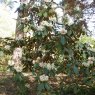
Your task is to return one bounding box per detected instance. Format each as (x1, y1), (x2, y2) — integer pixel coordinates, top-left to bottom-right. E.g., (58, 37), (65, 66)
(26, 30), (33, 37)
(32, 1), (41, 7)
(21, 16), (31, 22)
(8, 47), (23, 73)
(49, 17), (56, 22)
(44, 0), (52, 3)
(40, 21), (53, 27)
(55, 8), (64, 24)
(32, 57), (41, 64)
(88, 57), (94, 64)
(13, 47), (22, 60)
(32, 57), (57, 70)
(43, 4), (48, 8)
(20, 0), (29, 4)
(8, 60), (15, 66)
(39, 74), (49, 82)
(82, 57), (95, 67)
(46, 63), (56, 70)
(14, 65), (23, 72)
(39, 62), (46, 68)
(51, 3), (57, 9)
(65, 14), (74, 26)
(74, 5), (80, 11)
(39, 62), (57, 71)
(4, 45), (10, 50)
(15, 34), (23, 40)
(8, 60), (23, 72)
(37, 25), (44, 31)
(82, 62), (90, 67)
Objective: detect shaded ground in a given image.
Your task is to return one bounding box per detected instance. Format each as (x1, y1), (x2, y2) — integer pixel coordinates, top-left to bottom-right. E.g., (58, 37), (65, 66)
(0, 72), (37, 95)
(0, 73), (17, 95)
(0, 72), (95, 95)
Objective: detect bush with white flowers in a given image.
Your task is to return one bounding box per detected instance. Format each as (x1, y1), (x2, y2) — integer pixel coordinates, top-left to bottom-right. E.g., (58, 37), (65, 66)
(5, 0), (95, 95)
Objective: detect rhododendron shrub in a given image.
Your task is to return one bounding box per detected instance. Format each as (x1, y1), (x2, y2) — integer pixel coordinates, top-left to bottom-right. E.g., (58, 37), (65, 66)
(5, 0), (95, 94)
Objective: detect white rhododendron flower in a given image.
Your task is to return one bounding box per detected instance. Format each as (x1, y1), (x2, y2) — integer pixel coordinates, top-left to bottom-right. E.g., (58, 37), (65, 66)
(26, 30), (33, 37)
(90, 44), (94, 48)
(14, 66), (23, 72)
(39, 62), (46, 68)
(37, 25), (44, 31)
(21, 16), (30, 22)
(82, 62), (90, 67)
(41, 21), (53, 27)
(43, 5), (48, 8)
(55, 8), (64, 23)
(13, 47), (22, 60)
(4, 45), (10, 50)
(75, 5), (80, 11)
(51, 63), (55, 69)
(8, 60), (15, 66)
(49, 17), (56, 22)
(20, 0), (29, 4)
(46, 63), (52, 70)
(41, 21), (48, 26)
(60, 28), (67, 35)
(88, 60), (93, 65)
(27, 58), (31, 61)
(88, 57), (94, 61)
(25, 83), (30, 88)
(40, 74), (49, 82)
(36, 57), (41, 63)
(46, 63), (57, 70)
(16, 34), (23, 40)
(51, 54), (55, 58)
(44, 0), (51, 3)
(32, 60), (36, 64)
(51, 3), (57, 8)
(65, 14), (74, 26)
(35, 2), (41, 6)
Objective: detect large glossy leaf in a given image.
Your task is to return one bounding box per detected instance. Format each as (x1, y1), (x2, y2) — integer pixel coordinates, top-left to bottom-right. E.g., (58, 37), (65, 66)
(73, 65), (79, 75)
(44, 83), (50, 90)
(60, 36), (66, 45)
(37, 83), (45, 91)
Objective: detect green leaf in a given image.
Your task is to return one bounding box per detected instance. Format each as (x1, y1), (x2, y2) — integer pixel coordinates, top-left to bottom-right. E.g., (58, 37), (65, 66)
(73, 66), (79, 75)
(44, 83), (50, 90)
(60, 36), (66, 45)
(38, 12), (42, 17)
(37, 83), (45, 91)
(34, 63), (39, 68)
(44, 68), (49, 75)
(43, 12), (48, 17)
